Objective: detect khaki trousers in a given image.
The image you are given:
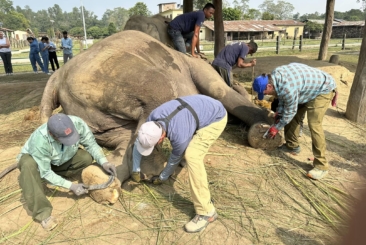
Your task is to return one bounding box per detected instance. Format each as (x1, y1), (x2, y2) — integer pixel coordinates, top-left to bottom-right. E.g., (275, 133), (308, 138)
(285, 92), (335, 170)
(185, 113), (227, 215)
(18, 149), (93, 221)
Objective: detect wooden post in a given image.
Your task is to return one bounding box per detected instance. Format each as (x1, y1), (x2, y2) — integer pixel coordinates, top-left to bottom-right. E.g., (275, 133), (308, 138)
(299, 35), (303, 52)
(79, 40), (83, 53)
(276, 36), (280, 54)
(342, 33), (346, 50)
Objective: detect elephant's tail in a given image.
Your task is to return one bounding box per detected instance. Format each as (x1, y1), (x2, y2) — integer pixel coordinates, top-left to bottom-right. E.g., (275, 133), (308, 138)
(0, 163), (17, 179)
(40, 71), (60, 123)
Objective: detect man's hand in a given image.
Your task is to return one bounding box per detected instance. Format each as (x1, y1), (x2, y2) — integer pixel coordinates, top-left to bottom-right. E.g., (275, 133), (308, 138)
(70, 183), (88, 196)
(131, 172), (147, 183)
(251, 59), (257, 66)
(151, 176), (163, 185)
(102, 162), (117, 176)
(267, 126), (279, 139)
(274, 112), (282, 124)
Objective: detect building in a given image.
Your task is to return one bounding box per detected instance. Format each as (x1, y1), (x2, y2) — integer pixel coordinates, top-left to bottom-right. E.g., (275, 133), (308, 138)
(202, 20), (305, 41)
(14, 30), (28, 40)
(0, 27), (14, 39)
(332, 21), (364, 38)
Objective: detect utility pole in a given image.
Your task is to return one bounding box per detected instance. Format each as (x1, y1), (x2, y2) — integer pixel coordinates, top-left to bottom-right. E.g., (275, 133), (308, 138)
(81, 0), (88, 49)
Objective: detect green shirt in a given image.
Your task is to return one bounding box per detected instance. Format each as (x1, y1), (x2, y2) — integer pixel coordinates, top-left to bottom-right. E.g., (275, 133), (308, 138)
(17, 115), (108, 189)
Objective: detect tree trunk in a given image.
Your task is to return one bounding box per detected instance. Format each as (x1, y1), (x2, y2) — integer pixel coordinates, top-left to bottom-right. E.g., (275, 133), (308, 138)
(213, 0), (224, 57)
(345, 17), (366, 123)
(318, 0), (335, 60)
(183, 0), (193, 13)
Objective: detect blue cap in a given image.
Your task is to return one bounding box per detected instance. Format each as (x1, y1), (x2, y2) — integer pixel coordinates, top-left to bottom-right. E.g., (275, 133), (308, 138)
(47, 114), (80, 146)
(252, 75), (269, 100)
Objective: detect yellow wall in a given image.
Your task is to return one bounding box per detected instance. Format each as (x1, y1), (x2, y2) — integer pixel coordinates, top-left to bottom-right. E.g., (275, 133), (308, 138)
(275, 26), (304, 38)
(159, 9), (183, 20)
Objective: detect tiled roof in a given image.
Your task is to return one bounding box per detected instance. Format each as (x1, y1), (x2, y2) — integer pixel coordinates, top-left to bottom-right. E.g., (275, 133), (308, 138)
(334, 21), (365, 27)
(0, 27), (14, 32)
(203, 20), (304, 32)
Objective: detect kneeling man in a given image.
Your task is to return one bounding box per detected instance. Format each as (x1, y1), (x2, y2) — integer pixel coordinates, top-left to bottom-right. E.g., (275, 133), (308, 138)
(17, 114), (117, 230)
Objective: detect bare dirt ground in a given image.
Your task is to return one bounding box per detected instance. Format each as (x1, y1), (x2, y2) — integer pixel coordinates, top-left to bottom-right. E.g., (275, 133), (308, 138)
(1, 57), (366, 245)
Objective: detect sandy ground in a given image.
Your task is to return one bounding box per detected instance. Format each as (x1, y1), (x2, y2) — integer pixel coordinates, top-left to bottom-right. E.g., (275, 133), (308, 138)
(0, 57), (365, 244)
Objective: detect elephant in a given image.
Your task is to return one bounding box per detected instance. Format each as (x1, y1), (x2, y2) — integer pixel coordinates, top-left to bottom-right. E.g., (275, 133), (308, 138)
(39, 30), (280, 184)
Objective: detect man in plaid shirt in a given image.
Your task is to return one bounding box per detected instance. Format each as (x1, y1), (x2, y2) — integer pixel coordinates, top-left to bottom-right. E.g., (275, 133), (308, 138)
(253, 63), (337, 180)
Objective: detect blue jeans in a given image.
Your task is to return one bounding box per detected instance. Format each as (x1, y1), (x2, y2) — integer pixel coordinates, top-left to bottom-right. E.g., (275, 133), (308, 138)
(167, 28), (194, 54)
(41, 54), (49, 73)
(29, 53), (44, 73)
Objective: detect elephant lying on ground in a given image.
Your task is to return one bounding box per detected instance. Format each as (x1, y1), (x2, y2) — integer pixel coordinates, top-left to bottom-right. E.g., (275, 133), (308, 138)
(40, 30), (278, 183)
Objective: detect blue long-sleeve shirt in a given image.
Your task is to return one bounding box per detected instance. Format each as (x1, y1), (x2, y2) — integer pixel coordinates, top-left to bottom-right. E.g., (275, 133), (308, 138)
(17, 115), (108, 189)
(29, 39), (40, 54)
(133, 95), (226, 180)
(38, 42), (48, 57)
(61, 37), (73, 54)
(272, 63), (336, 130)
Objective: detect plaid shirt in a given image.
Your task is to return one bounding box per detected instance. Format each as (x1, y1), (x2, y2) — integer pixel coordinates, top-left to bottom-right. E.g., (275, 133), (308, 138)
(272, 63), (336, 130)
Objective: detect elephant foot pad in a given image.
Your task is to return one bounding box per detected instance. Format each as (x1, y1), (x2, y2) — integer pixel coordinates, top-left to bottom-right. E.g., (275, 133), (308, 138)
(248, 123), (283, 149)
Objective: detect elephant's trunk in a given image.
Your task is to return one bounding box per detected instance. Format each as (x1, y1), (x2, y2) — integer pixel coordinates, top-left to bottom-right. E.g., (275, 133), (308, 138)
(187, 58), (272, 126)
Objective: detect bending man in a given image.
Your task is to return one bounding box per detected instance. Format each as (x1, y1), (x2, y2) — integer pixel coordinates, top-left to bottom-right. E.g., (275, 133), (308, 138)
(132, 95), (227, 233)
(253, 63), (337, 180)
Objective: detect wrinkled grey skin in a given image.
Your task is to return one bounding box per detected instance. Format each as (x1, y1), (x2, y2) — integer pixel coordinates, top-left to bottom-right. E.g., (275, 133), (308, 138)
(40, 30), (272, 183)
(124, 15), (174, 48)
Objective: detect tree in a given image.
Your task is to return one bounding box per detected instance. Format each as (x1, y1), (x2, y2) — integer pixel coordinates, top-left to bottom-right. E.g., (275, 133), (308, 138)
(305, 21), (323, 32)
(3, 11), (29, 30)
(346, 15), (366, 123)
(102, 7), (129, 31)
(262, 11), (274, 20)
(0, 0), (13, 14)
(87, 26), (102, 38)
(222, 7), (241, 20)
(293, 12), (300, 20)
(318, 0), (335, 60)
(259, 0), (294, 20)
(233, 0), (249, 16)
(108, 22), (117, 35)
(213, 0), (224, 57)
(128, 2), (151, 17)
(243, 8), (261, 20)
(183, 0), (193, 13)
(69, 27), (84, 36)
(194, 0), (210, 10)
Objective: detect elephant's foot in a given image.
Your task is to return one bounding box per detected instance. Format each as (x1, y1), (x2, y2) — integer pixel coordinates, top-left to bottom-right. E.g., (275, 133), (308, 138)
(247, 123), (284, 149)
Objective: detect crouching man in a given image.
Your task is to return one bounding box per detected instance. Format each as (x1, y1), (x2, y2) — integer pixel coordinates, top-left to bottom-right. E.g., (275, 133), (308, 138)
(253, 63), (337, 180)
(17, 114), (117, 230)
(131, 95), (227, 233)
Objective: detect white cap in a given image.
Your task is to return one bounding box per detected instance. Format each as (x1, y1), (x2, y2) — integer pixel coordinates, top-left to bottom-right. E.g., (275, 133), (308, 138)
(136, 121), (163, 156)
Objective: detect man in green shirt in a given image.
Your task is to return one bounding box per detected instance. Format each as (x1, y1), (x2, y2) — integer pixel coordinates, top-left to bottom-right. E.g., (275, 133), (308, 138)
(17, 114), (117, 231)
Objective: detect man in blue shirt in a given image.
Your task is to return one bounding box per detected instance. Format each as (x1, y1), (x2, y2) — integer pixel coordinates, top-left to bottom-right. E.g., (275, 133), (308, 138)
(17, 114), (117, 231)
(39, 36), (51, 75)
(168, 3), (215, 58)
(61, 31), (73, 64)
(212, 41), (258, 86)
(131, 95), (227, 233)
(27, 37), (45, 74)
(253, 63), (337, 180)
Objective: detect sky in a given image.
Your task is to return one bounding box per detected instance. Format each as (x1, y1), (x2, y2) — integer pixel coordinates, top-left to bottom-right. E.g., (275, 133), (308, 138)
(11, 0), (362, 19)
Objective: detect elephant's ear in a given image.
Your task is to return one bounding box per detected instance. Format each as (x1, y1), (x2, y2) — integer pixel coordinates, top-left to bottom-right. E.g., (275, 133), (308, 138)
(146, 23), (160, 42)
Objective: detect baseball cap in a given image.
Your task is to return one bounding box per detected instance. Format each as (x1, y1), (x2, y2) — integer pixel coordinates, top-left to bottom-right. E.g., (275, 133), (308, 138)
(47, 114), (80, 146)
(136, 121), (163, 156)
(252, 75), (269, 100)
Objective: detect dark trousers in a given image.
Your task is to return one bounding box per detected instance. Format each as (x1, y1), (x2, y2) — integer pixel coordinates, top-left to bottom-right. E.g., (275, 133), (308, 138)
(49, 51), (59, 71)
(0, 52), (13, 73)
(18, 149), (93, 221)
(29, 53), (44, 72)
(167, 28), (194, 54)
